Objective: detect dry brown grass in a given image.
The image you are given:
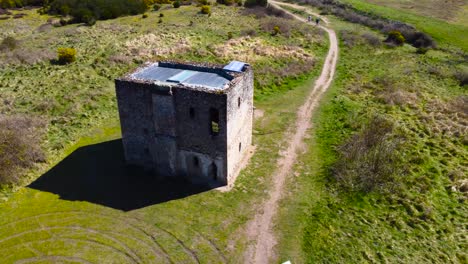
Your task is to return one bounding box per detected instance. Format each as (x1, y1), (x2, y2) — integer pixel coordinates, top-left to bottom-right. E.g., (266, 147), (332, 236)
(0, 115), (46, 186)
(212, 36), (313, 63)
(124, 32), (195, 59)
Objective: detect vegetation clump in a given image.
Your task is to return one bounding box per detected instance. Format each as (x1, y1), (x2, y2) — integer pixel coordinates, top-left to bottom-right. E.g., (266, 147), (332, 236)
(0, 36), (17, 51)
(57, 47), (76, 64)
(244, 0), (267, 8)
(385, 30), (405, 46)
(332, 115), (403, 193)
(454, 70), (468, 86)
(216, 0), (234, 5)
(172, 1), (180, 8)
(200, 5), (210, 14)
(46, 0), (151, 23)
(272, 25), (280, 35)
(0, 115), (45, 187)
(0, 0), (45, 8)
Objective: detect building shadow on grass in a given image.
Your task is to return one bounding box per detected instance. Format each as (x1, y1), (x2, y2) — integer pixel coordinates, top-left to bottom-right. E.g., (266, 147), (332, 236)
(28, 139), (216, 211)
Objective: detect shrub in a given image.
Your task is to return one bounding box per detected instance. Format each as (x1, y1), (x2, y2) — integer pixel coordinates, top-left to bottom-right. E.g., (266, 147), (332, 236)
(454, 70), (468, 86)
(242, 5), (292, 19)
(0, 36), (17, 51)
(240, 28), (257, 36)
(198, 0), (209, 5)
(385, 30), (405, 46)
(416, 47), (429, 54)
(244, 0), (267, 7)
(159, 12), (164, 17)
(272, 25), (280, 35)
(153, 4), (161, 10)
(200, 5), (210, 14)
(361, 32), (380, 47)
(47, 0), (150, 22)
(57, 47), (76, 64)
(227, 31), (233, 39)
(158, 17), (162, 23)
(173, 1), (180, 8)
(332, 115), (403, 193)
(217, 0), (234, 5)
(142, 13), (148, 18)
(0, 115), (45, 186)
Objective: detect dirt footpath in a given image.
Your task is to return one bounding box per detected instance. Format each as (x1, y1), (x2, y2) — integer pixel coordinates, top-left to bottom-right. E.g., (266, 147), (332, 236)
(244, 2), (339, 263)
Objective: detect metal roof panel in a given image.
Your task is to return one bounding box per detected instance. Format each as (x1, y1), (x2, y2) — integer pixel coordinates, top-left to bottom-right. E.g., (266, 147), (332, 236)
(223, 61), (247, 72)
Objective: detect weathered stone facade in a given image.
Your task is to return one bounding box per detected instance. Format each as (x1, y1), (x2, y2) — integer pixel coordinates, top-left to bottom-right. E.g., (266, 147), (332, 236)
(115, 61), (253, 185)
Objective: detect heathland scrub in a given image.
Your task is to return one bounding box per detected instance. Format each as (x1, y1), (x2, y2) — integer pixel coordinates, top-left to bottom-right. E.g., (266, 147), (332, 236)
(0, 4), (330, 263)
(274, 2), (467, 263)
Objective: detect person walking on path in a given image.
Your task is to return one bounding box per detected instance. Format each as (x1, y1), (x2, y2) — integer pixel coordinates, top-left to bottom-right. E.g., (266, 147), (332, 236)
(315, 17), (320, 25)
(307, 15), (312, 22)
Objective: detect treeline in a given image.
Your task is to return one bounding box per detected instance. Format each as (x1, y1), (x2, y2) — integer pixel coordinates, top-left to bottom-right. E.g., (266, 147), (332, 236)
(0, 0), (45, 8)
(46, 0), (154, 23)
(1, 0), (159, 23)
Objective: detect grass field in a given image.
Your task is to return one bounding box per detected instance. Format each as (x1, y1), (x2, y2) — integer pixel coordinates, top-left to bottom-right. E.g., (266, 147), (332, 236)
(360, 0), (468, 24)
(0, 3), (329, 262)
(339, 0), (468, 51)
(275, 3), (467, 263)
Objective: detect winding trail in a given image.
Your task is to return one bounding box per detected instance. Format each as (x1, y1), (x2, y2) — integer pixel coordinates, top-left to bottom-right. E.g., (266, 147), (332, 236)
(245, 2), (339, 263)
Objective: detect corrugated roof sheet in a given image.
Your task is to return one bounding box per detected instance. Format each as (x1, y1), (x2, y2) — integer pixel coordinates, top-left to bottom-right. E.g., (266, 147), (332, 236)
(130, 63), (230, 89)
(223, 61), (247, 72)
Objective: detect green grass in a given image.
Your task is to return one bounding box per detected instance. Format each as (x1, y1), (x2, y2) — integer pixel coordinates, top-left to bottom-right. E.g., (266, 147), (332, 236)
(276, 4), (467, 263)
(0, 4), (325, 185)
(357, 0), (468, 25)
(339, 0), (468, 51)
(0, 4), (329, 262)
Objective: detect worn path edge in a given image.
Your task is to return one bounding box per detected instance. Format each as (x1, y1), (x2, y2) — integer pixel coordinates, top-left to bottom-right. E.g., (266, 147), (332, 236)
(244, 2), (339, 263)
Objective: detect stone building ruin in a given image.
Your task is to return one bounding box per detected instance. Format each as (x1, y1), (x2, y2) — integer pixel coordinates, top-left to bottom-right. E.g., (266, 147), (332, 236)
(115, 61), (253, 186)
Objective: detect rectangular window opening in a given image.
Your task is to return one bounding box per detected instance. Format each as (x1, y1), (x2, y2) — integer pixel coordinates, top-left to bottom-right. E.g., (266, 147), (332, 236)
(210, 108), (220, 135)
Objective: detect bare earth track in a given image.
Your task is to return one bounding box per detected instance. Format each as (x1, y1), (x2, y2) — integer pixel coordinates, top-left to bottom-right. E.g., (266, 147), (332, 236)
(245, 2), (339, 263)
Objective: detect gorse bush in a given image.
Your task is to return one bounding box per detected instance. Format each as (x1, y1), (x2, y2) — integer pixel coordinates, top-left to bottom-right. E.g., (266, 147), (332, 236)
(172, 1), (180, 8)
(0, 115), (45, 186)
(200, 5), (210, 14)
(57, 47), (76, 64)
(385, 30), (405, 46)
(332, 115), (403, 193)
(273, 25), (280, 35)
